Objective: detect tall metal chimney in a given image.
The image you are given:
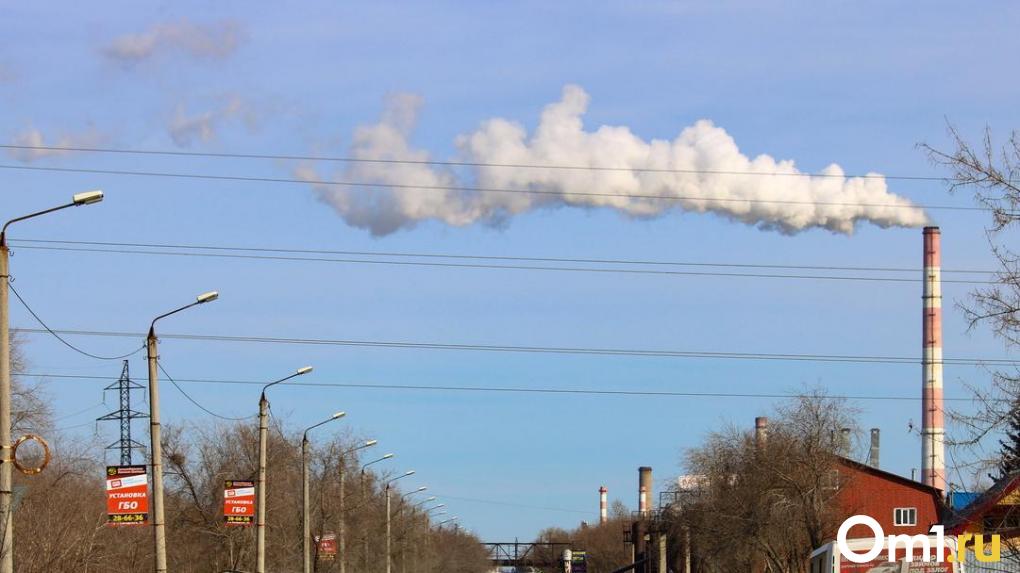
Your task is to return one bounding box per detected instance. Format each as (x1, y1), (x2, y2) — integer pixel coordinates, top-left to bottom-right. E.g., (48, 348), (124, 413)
(638, 467), (652, 517)
(922, 227), (946, 491)
(599, 486), (608, 525)
(869, 428), (880, 468)
(755, 416), (768, 447)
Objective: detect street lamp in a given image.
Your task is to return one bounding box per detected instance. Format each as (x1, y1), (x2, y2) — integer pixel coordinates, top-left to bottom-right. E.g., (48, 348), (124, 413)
(385, 470), (415, 573)
(412, 496), (437, 509)
(436, 516), (458, 528)
(302, 411), (345, 573)
(146, 290), (218, 573)
(256, 366), (313, 573)
(360, 453), (394, 571)
(0, 191), (103, 573)
(335, 439), (376, 573)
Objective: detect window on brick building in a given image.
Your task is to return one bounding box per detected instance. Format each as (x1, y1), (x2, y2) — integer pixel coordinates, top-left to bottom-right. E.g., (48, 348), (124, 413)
(894, 507), (917, 526)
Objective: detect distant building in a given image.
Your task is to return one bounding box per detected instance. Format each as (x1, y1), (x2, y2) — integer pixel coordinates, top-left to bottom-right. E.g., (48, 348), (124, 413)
(833, 456), (945, 539)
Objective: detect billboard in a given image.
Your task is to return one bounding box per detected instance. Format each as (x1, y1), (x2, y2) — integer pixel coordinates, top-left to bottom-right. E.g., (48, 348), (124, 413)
(106, 465), (148, 526)
(315, 533), (338, 560)
(223, 480), (256, 526)
(571, 550), (588, 573)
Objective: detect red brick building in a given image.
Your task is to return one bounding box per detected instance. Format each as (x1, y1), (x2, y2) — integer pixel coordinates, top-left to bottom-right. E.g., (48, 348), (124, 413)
(834, 457), (944, 538)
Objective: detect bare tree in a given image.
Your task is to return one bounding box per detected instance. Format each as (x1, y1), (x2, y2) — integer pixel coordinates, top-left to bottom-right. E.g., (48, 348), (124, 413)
(678, 391), (856, 573)
(924, 128), (1020, 465)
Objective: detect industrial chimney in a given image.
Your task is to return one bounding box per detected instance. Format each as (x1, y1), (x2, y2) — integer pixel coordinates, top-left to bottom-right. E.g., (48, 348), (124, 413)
(869, 428), (880, 468)
(638, 467), (652, 517)
(599, 486), (608, 525)
(755, 416), (768, 447)
(922, 227), (946, 491)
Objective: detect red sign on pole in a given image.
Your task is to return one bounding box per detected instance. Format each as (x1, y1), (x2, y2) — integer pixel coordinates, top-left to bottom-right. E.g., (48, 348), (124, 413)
(223, 480), (256, 526)
(315, 532), (338, 560)
(106, 465), (149, 526)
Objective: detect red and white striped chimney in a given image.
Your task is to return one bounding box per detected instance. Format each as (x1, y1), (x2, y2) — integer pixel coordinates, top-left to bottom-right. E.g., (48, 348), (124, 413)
(599, 486), (608, 524)
(922, 227), (946, 491)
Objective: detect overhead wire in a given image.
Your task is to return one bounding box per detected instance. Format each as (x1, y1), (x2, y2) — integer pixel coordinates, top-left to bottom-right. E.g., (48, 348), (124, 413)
(13, 371), (1009, 403)
(0, 142), (956, 181)
(11, 328), (1020, 366)
(156, 361), (251, 421)
(0, 163), (986, 212)
(8, 237), (999, 276)
(4, 242), (998, 285)
(7, 282), (144, 360)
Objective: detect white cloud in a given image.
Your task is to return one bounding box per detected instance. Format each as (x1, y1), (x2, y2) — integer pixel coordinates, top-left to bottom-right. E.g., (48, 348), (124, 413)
(6, 127), (104, 163)
(104, 19), (242, 64)
(298, 85), (929, 236)
(168, 96), (254, 147)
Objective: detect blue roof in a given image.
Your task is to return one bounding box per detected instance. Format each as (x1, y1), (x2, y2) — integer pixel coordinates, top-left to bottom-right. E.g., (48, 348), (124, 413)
(950, 491), (981, 510)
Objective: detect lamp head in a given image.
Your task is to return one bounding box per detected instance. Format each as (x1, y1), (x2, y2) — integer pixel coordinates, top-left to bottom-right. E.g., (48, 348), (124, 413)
(416, 486), (427, 492)
(382, 453), (394, 460)
(365, 440), (378, 447)
(196, 291), (219, 304)
(72, 190), (104, 205)
(296, 366), (313, 375)
(332, 411), (346, 419)
(404, 470), (415, 477)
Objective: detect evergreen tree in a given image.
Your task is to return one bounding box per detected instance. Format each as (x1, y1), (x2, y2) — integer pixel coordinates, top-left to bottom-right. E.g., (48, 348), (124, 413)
(996, 398), (1020, 480)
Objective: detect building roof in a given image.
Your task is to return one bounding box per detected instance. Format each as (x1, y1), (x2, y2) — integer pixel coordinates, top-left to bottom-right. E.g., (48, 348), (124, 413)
(944, 472), (1020, 534)
(836, 456), (945, 497)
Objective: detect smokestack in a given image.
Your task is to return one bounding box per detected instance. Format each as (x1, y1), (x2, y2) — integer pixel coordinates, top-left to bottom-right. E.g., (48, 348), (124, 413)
(599, 486), (608, 525)
(638, 467), (652, 517)
(755, 416), (768, 447)
(839, 428), (851, 455)
(870, 428), (880, 468)
(922, 226), (946, 491)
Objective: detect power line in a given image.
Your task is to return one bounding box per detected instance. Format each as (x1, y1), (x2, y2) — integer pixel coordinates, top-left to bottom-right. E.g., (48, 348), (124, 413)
(8, 283), (144, 360)
(15, 371), (996, 402)
(428, 492), (593, 515)
(6, 244), (996, 285)
(11, 330), (1020, 366)
(0, 142), (954, 182)
(0, 163), (985, 212)
(156, 361), (251, 421)
(9, 238), (999, 275)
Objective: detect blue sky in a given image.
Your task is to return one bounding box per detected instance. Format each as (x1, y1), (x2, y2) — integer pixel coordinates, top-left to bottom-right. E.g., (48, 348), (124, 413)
(2, 1), (1019, 540)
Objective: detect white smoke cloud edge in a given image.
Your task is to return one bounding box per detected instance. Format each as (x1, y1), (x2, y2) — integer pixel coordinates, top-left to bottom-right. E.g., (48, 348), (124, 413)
(296, 85), (929, 236)
(104, 19), (241, 64)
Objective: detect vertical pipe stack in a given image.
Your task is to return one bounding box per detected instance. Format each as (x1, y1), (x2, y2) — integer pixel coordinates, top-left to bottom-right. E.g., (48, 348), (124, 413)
(922, 226), (946, 491)
(638, 467), (652, 517)
(599, 486), (608, 525)
(869, 428), (880, 469)
(755, 416), (768, 447)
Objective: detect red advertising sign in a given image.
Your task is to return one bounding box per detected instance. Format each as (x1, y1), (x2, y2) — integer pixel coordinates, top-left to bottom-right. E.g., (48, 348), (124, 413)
(106, 465), (148, 526)
(223, 480), (256, 526)
(315, 533), (338, 560)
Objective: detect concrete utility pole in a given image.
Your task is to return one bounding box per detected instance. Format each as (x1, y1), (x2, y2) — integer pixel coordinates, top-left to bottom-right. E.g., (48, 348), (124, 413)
(360, 453), (394, 572)
(257, 366), (313, 573)
(302, 412), (345, 573)
(0, 190), (103, 573)
(147, 289), (219, 573)
(337, 440), (377, 573)
(384, 471), (415, 573)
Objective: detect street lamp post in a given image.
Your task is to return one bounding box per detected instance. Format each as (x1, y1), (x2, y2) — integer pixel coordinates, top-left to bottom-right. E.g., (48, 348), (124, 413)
(337, 439), (376, 573)
(385, 471), (415, 573)
(0, 191), (103, 573)
(302, 412), (346, 573)
(147, 289), (218, 573)
(361, 453), (394, 573)
(256, 366), (313, 573)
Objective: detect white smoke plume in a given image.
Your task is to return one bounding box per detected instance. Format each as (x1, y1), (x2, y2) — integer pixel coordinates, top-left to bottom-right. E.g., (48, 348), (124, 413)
(104, 19), (242, 64)
(6, 127), (105, 163)
(298, 85), (928, 236)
